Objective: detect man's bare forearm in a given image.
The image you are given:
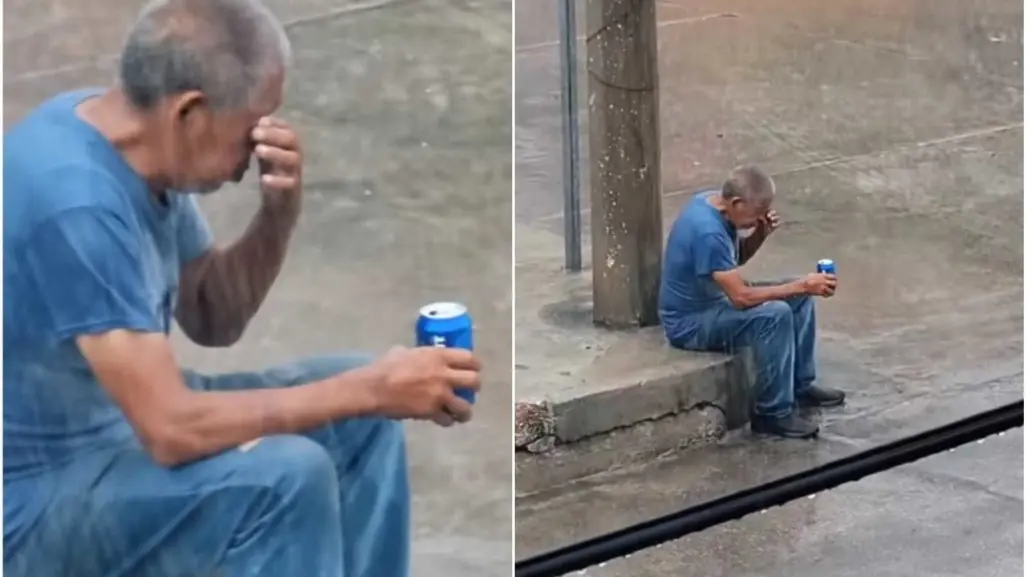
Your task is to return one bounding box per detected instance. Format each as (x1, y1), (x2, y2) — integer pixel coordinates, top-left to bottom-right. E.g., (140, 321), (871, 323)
(78, 329), (378, 467)
(157, 362), (379, 466)
(731, 279), (807, 309)
(738, 234), (767, 265)
(183, 203), (299, 345)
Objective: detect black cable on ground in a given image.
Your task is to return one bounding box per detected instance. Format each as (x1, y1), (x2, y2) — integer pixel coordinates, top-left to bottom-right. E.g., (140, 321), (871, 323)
(516, 400), (1024, 577)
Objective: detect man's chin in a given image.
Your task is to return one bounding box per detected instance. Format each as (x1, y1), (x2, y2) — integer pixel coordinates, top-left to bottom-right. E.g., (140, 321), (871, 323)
(194, 182), (225, 195)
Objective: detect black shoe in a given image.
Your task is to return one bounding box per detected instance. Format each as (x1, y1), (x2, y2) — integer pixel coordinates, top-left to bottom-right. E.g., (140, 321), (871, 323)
(751, 412), (820, 439)
(797, 385), (846, 408)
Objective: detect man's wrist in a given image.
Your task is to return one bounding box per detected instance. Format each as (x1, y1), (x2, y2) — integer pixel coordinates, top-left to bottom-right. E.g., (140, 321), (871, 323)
(786, 278), (809, 297)
(252, 202), (300, 245)
(331, 362), (385, 416)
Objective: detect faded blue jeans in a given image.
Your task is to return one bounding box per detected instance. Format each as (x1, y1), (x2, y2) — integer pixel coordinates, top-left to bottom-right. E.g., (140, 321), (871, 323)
(670, 282), (817, 418)
(4, 355), (410, 577)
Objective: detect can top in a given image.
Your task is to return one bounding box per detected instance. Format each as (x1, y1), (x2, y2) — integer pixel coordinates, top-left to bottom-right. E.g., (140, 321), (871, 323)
(817, 258), (835, 265)
(419, 301), (468, 320)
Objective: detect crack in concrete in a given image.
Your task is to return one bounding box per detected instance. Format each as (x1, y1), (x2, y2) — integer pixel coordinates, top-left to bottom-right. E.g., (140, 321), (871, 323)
(6, 0), (421, 85)
(822, 370), (1024, 430)
(816, 428), (1023, 506)
(532, 121), (1023, 224)
(516, 12), (740, 54)
(898, 461), (1024, 506)
(516, 399), (729, 454)
(560, 398), (729, 446)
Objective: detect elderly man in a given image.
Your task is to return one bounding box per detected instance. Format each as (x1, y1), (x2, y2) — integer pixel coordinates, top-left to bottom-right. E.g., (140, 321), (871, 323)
(3, 1), (481, 575)
(658, 166), (845, 439)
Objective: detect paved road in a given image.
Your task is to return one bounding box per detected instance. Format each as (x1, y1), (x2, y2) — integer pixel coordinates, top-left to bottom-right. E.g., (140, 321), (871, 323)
(5, 1), (513, 575)
(515, 0), (1023, 575)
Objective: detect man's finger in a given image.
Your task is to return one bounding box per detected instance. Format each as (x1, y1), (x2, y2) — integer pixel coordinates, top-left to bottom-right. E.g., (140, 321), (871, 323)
(431, 412), (455, 428)
(260, 173), (297, 191)
(442, 395), (474, 424)
(255, 145), (300, 172)
(440, 347), (481, 371)
(446, 368), (481, 391)
(252, 125), (299, 151)
(259, 116), (291, 128)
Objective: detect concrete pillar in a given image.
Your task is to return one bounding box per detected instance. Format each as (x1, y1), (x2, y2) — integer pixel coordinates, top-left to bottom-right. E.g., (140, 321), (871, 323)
(585, 0), (663, 328)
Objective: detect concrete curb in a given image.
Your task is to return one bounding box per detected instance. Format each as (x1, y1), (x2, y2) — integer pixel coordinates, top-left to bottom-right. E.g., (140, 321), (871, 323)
(515, 350), (753, 494)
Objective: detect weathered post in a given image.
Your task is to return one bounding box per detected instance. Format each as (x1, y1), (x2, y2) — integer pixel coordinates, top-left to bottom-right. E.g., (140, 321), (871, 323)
(585, 0), (663, 328)
(558, 0), (582, 272)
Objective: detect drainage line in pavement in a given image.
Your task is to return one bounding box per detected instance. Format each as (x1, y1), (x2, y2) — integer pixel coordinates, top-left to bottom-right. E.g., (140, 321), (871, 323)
(515, 400), (1024, 577)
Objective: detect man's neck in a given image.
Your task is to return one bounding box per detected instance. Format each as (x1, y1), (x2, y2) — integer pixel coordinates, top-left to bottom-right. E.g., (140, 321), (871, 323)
(705, 192), (727, 214)
(76, 89), (168, 191)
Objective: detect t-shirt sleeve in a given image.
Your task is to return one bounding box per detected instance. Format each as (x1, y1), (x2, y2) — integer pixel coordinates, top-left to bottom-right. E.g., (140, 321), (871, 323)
(23, 207), (162, 342)
(692, 231), (737, 276)
(176, 194), (214, 265)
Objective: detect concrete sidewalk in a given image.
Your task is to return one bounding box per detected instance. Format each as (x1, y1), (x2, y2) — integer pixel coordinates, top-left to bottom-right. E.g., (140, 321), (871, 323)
(514, 224), (752, 493)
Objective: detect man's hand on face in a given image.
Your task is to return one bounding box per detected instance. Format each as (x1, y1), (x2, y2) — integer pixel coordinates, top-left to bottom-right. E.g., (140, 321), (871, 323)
(252, 116), (302, 211)
(757, 209), (781, 236)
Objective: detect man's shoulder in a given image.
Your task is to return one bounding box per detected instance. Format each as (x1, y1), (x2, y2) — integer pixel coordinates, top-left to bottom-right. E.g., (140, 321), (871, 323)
(6, 99), (136, 239)
(672, 192), (730, 238)
(5, 159), (134, 235)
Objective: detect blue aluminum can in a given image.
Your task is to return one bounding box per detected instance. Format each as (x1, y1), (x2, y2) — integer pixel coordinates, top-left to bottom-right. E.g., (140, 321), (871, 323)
(416, 301), (475, 404)
(817, 259), (836, 275)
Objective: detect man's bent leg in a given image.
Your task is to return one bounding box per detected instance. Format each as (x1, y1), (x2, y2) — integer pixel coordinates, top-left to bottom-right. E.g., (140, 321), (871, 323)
(747, 279), (817, 390)
(683, 302), (797, 418)
(7, 436), (343, 577)
(785, 294), (817, 392)
(187, 355), (410, 577)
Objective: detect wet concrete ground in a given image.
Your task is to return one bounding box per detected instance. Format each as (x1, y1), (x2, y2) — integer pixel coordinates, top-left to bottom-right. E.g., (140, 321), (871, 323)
(515, 0), (1023, 574)
(6, 0), (512, 575)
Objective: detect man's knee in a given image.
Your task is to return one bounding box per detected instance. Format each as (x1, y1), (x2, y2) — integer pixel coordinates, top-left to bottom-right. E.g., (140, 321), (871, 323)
(373, 419), (406, 453)
(239, 435), (341, 501)
(745, 301), (793, 339)
(793, 293), (814, 311)
(754, 301), (793, 324)
(338, 417), (407, 463)
(207, 437), (344, 571)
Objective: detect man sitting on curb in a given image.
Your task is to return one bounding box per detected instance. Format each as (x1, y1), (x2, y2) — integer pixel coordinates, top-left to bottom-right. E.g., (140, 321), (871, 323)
(3, 1), (480, 575)
(658, 165), (845, 439)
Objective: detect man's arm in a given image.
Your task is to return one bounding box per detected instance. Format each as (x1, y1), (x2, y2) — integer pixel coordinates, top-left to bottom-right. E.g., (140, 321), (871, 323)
(176, 117), (304, 347)
(23, 204), (346, 465)
(23, 204), (479, 467)
(737, 210), (781, 265)
(78, 329), (378, 466)
(176, 201), (298, 347)
(737, 233), (768, 266)
(711, 269), (808, 309)
(694, 230), (807, 309)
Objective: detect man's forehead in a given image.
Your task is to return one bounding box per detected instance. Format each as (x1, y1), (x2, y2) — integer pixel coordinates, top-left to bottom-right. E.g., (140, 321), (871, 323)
(219, 70), (284, 121)
(253, 68), (286, 114)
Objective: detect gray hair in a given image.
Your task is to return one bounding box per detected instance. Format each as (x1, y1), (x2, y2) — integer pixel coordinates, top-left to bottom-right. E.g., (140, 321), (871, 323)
(721, 165), (775, 205)
(119, 0), (292, 111)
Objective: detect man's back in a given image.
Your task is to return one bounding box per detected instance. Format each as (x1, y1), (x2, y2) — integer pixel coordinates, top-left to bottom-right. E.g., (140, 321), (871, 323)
(658, 190), (739, 344)
(3, 90), (209, 552)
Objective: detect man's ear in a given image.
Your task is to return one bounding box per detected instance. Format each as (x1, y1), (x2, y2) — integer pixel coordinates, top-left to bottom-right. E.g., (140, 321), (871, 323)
(168, 91), (210, 135)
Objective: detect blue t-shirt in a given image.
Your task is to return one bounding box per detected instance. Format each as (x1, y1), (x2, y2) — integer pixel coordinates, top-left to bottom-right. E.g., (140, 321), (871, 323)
(658, 191), (739, 343)
(3, 90), (213, 550)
